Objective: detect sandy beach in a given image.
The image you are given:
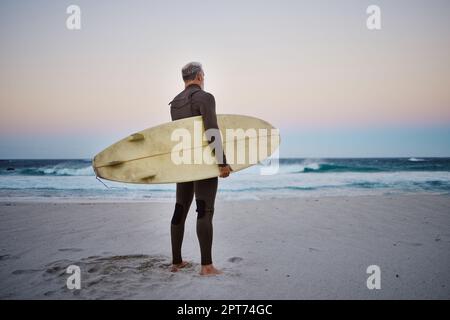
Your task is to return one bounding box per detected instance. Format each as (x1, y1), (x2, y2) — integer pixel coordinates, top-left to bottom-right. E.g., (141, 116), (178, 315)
(0, 194), (449, 299)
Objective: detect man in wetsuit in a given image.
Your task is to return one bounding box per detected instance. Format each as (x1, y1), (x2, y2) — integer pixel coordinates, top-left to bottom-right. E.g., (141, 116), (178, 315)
(168, 62), (232, 276)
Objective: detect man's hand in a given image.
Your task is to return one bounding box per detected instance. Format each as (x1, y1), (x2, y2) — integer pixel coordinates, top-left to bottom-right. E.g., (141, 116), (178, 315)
(219, 165), (232, 178)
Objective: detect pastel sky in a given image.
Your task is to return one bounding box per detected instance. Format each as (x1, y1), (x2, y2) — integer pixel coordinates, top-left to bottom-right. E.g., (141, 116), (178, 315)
(1, 0), (449, 158)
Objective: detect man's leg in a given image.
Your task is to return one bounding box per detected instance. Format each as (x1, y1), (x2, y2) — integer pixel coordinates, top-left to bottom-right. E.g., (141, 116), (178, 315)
(194, 177), (220, 275)
(171, 181), (194, 267)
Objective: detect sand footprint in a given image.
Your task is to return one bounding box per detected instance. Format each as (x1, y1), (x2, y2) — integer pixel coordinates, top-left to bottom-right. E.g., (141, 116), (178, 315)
(12, 269), (42, 275)
(227, 257), (243, 263)
(58, 248), (84, 252)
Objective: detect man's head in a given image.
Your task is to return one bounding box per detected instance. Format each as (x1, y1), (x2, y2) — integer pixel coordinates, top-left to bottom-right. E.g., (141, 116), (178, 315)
(182, 62), (204, 89)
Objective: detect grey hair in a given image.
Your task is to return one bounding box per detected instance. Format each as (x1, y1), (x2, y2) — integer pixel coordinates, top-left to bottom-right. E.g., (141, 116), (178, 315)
(181, 62), (203, 81)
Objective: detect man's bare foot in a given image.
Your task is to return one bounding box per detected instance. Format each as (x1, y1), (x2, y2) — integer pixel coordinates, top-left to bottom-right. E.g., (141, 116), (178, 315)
(171, 261), (190, 272)
(200, 264), (222, 276)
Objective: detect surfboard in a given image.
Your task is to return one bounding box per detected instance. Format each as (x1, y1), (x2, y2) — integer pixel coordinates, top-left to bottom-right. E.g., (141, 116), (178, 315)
(92, 114), (280, 184)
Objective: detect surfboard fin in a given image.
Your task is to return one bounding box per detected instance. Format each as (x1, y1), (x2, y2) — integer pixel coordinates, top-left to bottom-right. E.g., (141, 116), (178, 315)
(105, 160), (124, 166)
(128, 133), (145, 142)
(138, 171), (157, 181)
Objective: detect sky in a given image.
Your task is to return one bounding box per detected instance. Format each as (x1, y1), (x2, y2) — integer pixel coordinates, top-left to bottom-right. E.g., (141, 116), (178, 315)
(0, 0), (449, 158)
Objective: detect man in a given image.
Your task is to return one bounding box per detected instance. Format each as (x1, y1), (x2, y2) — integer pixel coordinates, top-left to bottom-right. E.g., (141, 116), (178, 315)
(168, 62), (232, 276)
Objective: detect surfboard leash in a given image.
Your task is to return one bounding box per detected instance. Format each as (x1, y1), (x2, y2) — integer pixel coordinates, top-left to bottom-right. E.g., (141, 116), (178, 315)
(92, 159), (111, 189)
(95, 175), (110, 189)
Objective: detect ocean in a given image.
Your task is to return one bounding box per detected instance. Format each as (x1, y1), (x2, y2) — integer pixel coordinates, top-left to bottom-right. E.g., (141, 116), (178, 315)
(1, 158), (450, 201)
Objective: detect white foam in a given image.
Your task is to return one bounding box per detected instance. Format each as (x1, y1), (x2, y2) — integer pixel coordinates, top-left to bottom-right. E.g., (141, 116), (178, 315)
(38, 166), (94, 176)
(408, 157), (425, 162)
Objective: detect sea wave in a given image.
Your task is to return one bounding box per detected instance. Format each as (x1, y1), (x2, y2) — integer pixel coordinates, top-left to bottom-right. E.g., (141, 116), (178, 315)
(293, 162), (380, 173)
(281, 158), (450, 173)
(2, 179), (450, 192)
(408, 157), (426, 162)
(18, 166), (95, 176)
(1, 158), (450, 178)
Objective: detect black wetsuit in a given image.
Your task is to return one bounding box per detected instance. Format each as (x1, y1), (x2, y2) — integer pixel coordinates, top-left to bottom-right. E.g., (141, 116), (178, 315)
(168, 84), (226, 266)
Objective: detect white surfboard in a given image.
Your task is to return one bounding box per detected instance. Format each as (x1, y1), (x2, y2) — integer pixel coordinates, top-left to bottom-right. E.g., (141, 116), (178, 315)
(92, 114), (280, 184)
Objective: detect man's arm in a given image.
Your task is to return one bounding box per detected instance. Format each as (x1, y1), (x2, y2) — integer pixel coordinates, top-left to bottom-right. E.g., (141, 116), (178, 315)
(198, 93), (228, 167)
